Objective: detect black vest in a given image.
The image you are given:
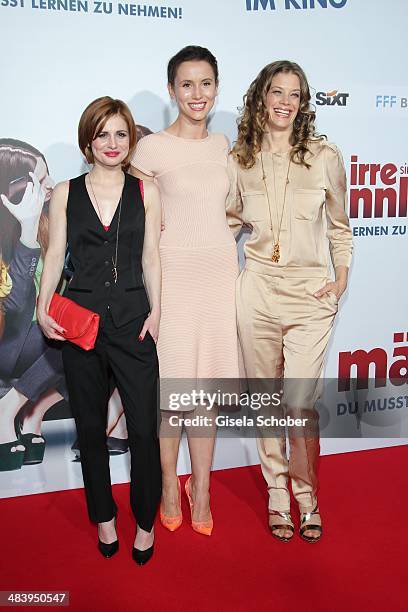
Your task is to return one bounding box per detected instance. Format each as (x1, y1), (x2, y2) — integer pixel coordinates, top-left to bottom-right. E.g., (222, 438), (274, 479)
(63, 173), (150, 326)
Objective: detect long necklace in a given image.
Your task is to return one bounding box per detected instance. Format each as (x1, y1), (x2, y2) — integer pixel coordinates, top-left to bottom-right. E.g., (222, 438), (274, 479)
(88, 173), (125, 284)
(260, 152), (291, 263)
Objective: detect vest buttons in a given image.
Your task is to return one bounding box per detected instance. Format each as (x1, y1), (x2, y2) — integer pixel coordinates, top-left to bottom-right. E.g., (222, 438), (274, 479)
(105, 281), (111, 288)
(103, 240), (109, 246)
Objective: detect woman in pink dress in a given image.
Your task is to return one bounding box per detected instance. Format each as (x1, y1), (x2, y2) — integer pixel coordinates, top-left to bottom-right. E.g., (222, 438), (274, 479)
(131, 46), (241, 536)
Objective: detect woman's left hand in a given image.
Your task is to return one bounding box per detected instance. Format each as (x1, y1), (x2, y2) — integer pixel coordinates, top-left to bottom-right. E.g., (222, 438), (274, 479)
(138, 310), (160, 343)
(314, 279), (347, 301)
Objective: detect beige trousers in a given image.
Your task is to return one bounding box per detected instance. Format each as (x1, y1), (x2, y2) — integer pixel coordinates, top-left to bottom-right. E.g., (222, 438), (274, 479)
(236, 264), (338, 513)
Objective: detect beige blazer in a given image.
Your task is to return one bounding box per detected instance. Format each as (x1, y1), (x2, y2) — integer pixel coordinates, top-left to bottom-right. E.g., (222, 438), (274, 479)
(226, 139), (353, 276)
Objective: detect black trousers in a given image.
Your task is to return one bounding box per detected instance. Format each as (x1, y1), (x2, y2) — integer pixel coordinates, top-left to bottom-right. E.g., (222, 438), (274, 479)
(62, 311), (161, 531)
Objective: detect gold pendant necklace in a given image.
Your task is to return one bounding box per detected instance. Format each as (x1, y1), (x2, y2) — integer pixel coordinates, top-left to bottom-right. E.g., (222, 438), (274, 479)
(260, 152), (291, 263)
(272, 242), (280, 263)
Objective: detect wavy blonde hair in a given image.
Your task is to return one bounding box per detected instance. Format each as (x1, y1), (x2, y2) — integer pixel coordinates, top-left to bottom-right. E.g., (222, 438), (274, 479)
(233, 60), (322, 169)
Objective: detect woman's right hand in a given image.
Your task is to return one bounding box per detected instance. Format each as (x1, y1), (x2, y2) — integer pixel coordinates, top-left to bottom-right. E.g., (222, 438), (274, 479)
(138, 309), (160, 344)
(37, 307), (66, 341)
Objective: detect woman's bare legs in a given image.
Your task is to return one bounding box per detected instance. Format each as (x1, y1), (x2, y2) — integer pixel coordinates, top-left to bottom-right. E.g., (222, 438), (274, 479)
(159, 412), (183, 518)
(185, 404), (217, 523)
(159, 404), (217, 522)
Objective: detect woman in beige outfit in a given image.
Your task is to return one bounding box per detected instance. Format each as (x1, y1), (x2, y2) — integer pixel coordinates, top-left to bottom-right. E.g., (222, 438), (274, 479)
(131, 46), (241, 536)
(227, 60), (352, 542)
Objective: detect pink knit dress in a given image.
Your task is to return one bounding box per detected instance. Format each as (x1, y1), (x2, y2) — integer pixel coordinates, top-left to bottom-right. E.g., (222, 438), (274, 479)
(132, 131), (241, 403)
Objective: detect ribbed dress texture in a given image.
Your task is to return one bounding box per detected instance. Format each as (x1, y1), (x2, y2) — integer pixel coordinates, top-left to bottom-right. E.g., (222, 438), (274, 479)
(132, 131), (241, 385)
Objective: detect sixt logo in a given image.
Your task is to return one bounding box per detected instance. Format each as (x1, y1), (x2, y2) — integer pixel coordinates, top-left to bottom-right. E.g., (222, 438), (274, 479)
(375, 95), (407, 109)
(349, 155), (408, 219)
(315, 90), (349, 106)
(338, 333), (408, 391)
(245, 0), (347, 11)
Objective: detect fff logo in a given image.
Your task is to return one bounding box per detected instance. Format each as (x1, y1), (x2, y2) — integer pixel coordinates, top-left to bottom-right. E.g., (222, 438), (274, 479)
(376, 96), (408, 108)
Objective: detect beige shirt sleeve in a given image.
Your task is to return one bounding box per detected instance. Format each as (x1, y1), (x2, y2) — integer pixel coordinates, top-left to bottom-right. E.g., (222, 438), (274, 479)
(130, 134), (156, 177)
(226, 155), (244, 237)
(324, 144), (353, 269)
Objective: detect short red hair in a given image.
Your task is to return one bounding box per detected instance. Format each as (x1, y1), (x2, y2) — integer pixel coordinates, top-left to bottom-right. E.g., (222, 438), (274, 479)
(78, 96), (137, 170)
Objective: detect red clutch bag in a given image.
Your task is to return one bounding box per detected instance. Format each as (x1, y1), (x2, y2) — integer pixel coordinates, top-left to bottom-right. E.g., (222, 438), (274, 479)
(48, 293), (100, 351)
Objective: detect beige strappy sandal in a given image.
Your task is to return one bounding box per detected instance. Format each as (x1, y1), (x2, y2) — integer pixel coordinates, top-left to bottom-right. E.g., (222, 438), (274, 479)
(268, 510), (294, 543)
(299, 507), (322, 543)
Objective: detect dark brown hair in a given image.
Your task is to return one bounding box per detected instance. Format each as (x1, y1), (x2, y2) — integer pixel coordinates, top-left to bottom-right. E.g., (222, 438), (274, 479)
(78, 97), (137, 170)
(167, 45), (219, 86)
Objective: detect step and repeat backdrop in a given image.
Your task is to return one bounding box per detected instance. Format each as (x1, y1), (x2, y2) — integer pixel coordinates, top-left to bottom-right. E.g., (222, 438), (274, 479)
(0, 0), (407, 497)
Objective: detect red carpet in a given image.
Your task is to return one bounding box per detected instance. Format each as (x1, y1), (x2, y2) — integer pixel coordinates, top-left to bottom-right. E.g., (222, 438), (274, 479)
(1, 446), (407, 612)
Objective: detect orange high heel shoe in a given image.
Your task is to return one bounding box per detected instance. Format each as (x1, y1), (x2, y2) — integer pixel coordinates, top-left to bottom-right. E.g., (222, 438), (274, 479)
(185, 476), (213, 536)
(160, 477), (182, 532)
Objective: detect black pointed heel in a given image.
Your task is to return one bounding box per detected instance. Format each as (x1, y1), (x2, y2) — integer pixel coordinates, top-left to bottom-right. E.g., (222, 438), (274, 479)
(97, 517), (119, 558)
(132, 545), (154, 566)
(98, 539), (119, 558)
